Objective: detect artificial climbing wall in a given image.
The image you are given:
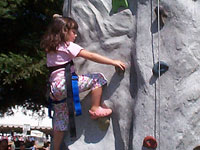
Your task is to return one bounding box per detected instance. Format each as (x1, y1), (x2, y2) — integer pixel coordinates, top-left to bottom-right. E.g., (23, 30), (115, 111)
(62, 0), (200, 150)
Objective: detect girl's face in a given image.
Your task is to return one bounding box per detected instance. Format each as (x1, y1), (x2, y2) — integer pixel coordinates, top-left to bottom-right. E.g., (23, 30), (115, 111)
(66, 29), (77, 42)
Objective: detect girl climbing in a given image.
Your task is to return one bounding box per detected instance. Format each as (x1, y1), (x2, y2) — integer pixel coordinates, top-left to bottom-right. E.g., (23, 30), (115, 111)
(40, 16), (126, 150)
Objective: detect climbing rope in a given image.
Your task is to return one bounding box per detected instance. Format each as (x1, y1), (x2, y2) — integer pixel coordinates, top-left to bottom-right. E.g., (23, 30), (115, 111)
(67, 0), (72, 17)
(143, 1), (164, 149)
(157, 0), (161, 149)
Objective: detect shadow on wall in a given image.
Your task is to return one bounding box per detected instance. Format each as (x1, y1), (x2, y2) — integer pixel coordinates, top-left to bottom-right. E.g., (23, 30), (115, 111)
(103, 72), (124, 102)
(129, 38), (146, 149)
(151, 17), (164, 34)
(64, 93), (108, 145)
(129, 51), (137, 150)
(142, 146), (156, 150)
(104, 72), (125, 150)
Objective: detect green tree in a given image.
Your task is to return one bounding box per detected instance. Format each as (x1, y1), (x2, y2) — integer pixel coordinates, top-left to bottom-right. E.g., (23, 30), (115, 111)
(0, 0), (64, 117)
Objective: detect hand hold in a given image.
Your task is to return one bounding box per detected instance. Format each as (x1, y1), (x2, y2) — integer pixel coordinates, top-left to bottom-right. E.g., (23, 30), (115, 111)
(154, 6), (168, 18)
(98, 117), (110, 131)
(112, 0), (129, 13)
(152, 61), (169, 77)
(143, 136), (157, 149)
(154, 6), (168, 26)
(194, 145), (200, 150)
(115, 66), (125, 76)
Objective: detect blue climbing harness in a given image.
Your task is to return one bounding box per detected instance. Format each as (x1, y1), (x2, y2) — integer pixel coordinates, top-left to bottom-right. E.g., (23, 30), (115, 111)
(71, 73), (82, 116)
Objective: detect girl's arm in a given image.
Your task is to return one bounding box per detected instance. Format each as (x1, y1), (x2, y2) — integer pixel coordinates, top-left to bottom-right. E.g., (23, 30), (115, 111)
(77, 49), (126, 71)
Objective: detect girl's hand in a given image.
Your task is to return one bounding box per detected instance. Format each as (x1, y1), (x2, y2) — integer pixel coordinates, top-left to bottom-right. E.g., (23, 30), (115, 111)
(112, 60), (126, 71)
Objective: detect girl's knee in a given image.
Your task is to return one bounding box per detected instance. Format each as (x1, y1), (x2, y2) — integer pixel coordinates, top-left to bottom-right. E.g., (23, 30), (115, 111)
(92, 73), (107, 89)
(97, 73), (106, 80)
(78, 73), (107, 91)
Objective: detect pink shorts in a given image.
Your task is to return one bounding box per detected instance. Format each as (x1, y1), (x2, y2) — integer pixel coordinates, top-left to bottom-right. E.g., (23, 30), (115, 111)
(51, 73), (107, 131)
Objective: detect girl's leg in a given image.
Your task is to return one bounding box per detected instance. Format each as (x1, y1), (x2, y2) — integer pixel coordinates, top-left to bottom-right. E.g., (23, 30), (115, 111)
(89, 87), (112, 119)
(52, 102), (68, 150)
(78, 73), (112, 118)
(53, 130), (64, 150)
(90, 87), (102, 111)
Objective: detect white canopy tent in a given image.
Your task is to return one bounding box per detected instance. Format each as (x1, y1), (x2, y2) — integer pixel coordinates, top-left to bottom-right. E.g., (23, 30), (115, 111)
(0, 106), (52, 134)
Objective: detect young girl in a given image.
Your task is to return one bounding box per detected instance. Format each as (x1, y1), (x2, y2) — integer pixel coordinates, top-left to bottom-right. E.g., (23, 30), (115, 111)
(40, 16), (126, 150)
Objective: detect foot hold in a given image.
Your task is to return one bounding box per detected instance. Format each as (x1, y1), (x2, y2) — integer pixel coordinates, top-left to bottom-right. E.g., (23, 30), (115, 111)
(143, 136), (157, 149)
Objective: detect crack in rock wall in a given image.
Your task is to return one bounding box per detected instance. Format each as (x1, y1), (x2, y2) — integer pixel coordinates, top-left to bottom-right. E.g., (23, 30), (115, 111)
(61, 0), (200, 150)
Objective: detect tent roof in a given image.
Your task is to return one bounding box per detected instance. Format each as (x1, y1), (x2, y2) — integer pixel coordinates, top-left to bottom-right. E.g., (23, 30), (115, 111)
(0, 106), (52, 134)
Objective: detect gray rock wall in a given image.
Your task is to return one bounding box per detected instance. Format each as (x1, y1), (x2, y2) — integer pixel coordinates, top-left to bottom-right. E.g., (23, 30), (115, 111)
(62, 0), (200, 150)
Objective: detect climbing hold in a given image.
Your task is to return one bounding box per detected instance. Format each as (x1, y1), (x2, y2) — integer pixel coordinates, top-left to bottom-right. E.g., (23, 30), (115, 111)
(152, 61), (169, 77)
(115, 66), (125, 75)
(194, 145), (200, 150)
(112, 0), (129, 13)
(67, 0), (72, 17)
(97, 117), (110, 131)
(154, 6), (168, 25)
(143, 136), (157, 149)
(154, 6), (168, 18)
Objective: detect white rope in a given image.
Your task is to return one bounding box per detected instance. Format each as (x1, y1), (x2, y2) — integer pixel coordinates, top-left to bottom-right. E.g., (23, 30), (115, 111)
(67, 0), (72, 17)
(157, 0), (161, 150)
(151, 0), (157, 141)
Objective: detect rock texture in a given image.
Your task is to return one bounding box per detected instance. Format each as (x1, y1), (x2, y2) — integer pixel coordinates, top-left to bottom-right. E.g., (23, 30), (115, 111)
(62, 0), (200, 150)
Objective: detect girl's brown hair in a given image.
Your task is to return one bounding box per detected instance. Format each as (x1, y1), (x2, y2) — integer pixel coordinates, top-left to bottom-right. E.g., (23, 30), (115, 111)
(40, 17), (78, 52)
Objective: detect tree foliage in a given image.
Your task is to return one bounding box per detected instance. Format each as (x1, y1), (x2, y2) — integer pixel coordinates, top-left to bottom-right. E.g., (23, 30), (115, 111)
(0, 0), (64, 117)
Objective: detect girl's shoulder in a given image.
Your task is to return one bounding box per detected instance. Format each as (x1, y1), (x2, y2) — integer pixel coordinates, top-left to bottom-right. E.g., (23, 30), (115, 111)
(50, 42), (83, 57)
(56, 42), (69, 52)
(66, 42), (84, 57)
(67, 42), (81, 47)
(57, 42), (77, 50)
(67, 42), (84, 51)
